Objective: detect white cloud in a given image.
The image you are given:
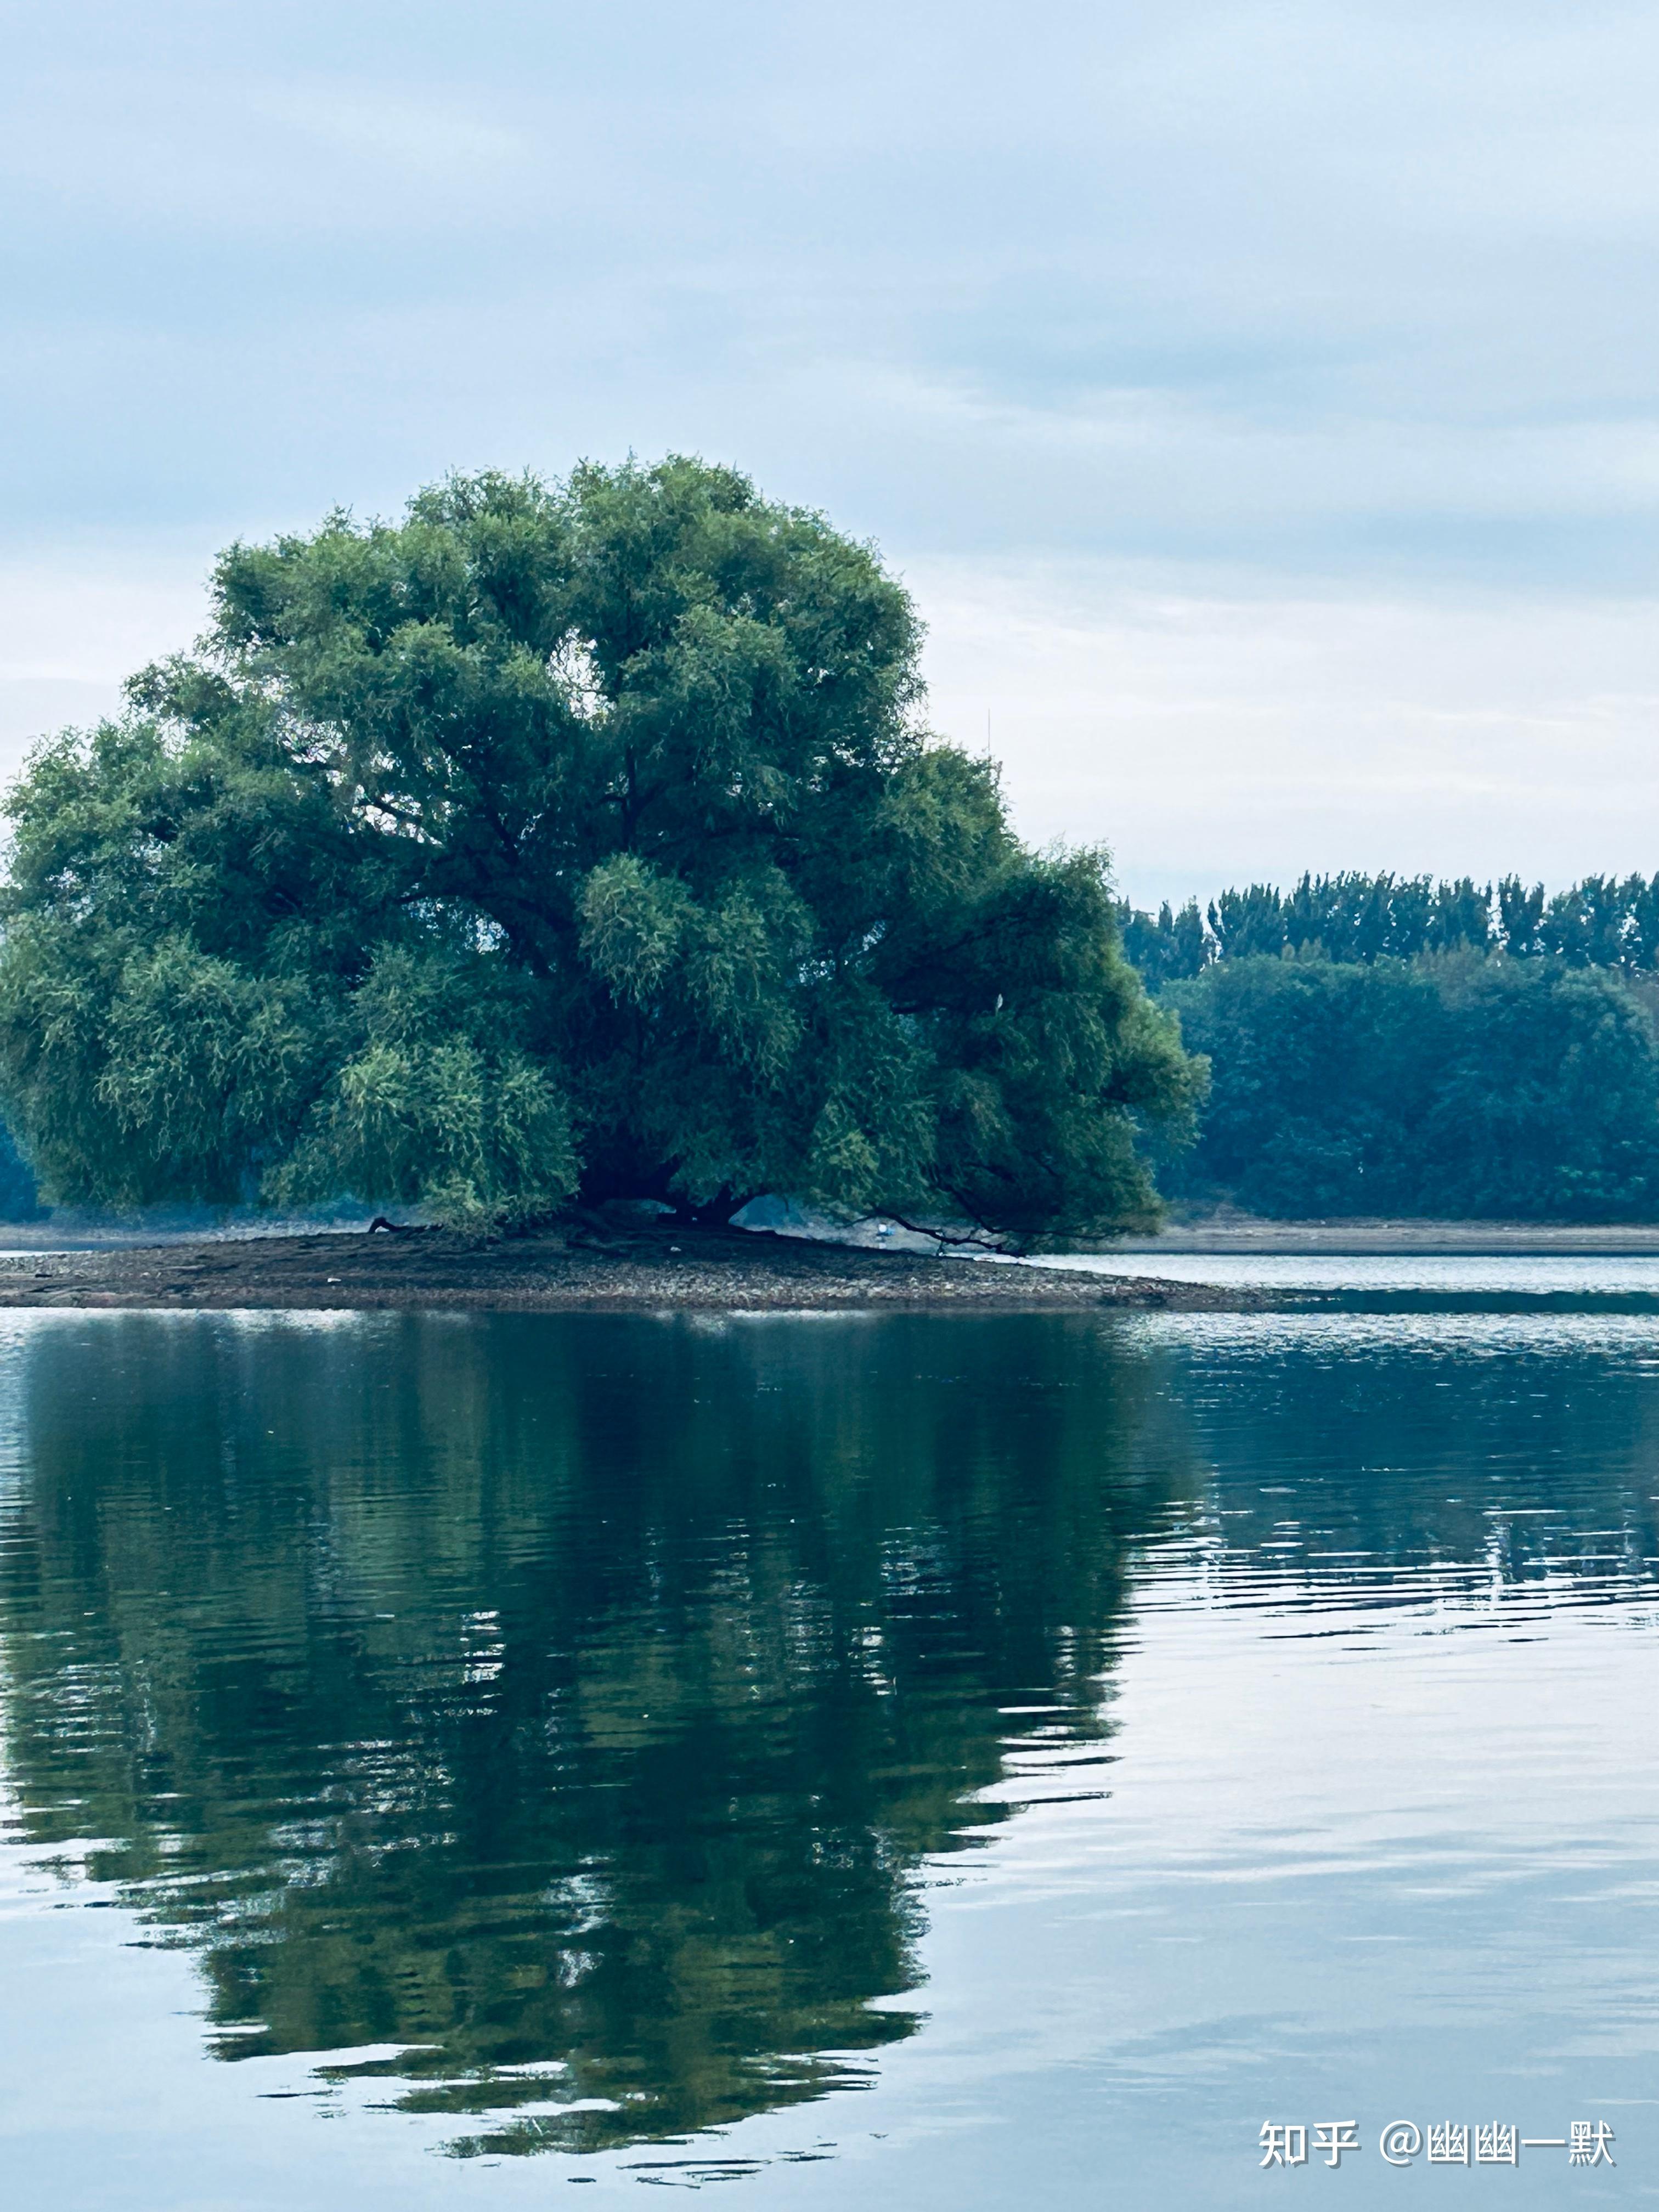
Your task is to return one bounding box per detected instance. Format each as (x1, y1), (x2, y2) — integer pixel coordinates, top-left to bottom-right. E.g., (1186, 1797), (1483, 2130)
(912, 556), (1659, 904)
(7, 0), (1659, 888)
(0, 552), (211, 774)
(4, 535), (1657, 918)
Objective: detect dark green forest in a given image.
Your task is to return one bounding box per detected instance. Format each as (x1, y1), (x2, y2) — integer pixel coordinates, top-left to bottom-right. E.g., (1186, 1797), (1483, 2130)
(1120, 873), (1659, 1221)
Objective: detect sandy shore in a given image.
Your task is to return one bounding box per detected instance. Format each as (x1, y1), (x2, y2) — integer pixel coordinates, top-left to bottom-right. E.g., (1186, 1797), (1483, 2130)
(0, 1221), (1255, 1313)
(1112, 1217), (1659, 1256)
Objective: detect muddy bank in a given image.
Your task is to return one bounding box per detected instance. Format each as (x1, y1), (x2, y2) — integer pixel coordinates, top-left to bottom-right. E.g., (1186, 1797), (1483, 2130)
(0, 1221), (1259, 1313)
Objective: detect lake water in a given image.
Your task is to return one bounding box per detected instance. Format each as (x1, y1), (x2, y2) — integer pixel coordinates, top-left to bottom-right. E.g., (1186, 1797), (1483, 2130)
(1024, 1250), (1659, 1305)
(1, 1302), (1654, 2208)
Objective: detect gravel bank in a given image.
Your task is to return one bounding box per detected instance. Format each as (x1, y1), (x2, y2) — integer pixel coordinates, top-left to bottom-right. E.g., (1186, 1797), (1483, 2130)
(0, 1221), (1259, 1313)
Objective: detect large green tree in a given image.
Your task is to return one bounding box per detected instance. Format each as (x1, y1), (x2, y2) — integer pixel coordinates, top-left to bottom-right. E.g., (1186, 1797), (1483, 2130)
(0, 459), (1199, 1235)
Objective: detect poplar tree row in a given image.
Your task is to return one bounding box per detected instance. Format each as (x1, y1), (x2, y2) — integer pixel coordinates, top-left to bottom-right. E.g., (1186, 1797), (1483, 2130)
(1119, 872), (1659, 990)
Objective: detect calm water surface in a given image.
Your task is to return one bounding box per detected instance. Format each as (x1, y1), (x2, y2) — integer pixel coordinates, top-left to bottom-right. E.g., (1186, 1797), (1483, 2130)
(1029, 1250), (1659, 1299)
(1, 1305), (1655, 2208)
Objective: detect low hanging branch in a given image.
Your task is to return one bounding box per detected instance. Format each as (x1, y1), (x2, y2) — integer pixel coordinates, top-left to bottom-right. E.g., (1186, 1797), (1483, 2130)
(867, 1210), (1017, 1256)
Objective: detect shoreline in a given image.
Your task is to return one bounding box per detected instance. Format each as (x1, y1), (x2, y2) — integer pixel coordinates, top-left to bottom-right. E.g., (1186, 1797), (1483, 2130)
(0, 1222), (1259, 1314)
(1114, 1217), (1659, 1256)
(4, 1217), (1656, 1316)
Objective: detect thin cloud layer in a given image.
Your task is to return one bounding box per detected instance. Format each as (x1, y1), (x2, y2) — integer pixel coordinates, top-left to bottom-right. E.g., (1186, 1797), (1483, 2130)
(4, 0), (1658, 884)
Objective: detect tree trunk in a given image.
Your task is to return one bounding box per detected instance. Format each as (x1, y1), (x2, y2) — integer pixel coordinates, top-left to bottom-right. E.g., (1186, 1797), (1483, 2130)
(672, 1187), (755, 1228)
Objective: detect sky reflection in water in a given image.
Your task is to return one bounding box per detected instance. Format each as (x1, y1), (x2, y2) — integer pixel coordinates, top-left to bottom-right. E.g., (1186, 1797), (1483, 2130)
(0, 1306), (1654, 2209)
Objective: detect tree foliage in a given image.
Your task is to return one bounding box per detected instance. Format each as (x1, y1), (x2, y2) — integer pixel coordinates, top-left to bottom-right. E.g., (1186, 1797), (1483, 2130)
(0, 459), (1199, 1235)
(1161, 953), (1659, 1220)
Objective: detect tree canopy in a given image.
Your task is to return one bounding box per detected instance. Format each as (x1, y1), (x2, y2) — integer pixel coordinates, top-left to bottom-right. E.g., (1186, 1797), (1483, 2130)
(0, 459), (1199, 1236)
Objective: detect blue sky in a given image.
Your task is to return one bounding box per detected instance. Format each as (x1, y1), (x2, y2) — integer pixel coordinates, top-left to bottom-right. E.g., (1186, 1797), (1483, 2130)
(5, 0), (1659, 905)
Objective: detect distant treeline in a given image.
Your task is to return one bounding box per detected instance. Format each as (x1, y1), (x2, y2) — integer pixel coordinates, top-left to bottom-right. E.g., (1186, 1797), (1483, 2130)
(1119, 872), (1659, 1221)
(1156, 956), (1659, 1221)
(1119, 871), (1659, 990)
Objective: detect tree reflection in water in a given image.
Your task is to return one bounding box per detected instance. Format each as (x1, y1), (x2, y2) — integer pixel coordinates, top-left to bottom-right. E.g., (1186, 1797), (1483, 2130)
(0, 1311), (1191, 2154)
